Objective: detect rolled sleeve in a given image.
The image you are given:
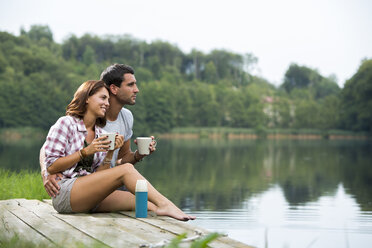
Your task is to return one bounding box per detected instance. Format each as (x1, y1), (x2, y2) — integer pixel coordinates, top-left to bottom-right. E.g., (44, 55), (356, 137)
(44, 117), (71, 168)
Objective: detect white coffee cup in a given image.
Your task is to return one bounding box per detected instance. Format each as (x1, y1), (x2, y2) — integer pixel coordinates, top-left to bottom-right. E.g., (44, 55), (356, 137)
(99, 133), (116, 150)
(136, 137), (156, 155)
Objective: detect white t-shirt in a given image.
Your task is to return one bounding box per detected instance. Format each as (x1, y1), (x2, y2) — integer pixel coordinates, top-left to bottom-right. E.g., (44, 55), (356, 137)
(103, 107), (133, 167)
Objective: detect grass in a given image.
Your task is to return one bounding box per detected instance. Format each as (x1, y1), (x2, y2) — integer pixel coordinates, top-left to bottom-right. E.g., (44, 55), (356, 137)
(0, 234), (52, 248)
(0, 169), (49, 200)
(0, 234), (106, 248)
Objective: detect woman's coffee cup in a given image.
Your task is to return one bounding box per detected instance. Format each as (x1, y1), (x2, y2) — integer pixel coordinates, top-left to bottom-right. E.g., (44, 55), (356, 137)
(136, 137), (156, 155)
(99, 133), (116, 150)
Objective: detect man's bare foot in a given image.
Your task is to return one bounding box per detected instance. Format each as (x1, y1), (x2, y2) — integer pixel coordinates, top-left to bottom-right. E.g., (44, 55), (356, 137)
(155, 202), (196, 221)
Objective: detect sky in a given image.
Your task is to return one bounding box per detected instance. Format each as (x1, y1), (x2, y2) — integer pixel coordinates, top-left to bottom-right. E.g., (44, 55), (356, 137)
(1, 0), (371, 87)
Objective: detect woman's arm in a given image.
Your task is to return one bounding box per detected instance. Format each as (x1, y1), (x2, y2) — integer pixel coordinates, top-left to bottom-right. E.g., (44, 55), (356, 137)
(47, 136), (111, 174)
(47, 150), (82, 174)
(96, 134), (124, 171)
(96, 150), (114, 171)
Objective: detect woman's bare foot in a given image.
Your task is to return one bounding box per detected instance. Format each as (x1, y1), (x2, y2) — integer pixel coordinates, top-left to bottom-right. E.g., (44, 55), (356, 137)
(155, 201), (196, 221)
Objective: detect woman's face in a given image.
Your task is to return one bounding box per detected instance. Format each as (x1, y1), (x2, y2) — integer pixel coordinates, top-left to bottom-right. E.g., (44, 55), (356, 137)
(86, 87), (110, 118)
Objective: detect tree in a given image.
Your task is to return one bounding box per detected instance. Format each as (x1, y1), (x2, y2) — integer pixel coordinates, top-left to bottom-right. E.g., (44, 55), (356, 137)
(22, 25), (53, 42)
(340, 59), (372, 132)
(313, 76), (340, 99)
(282, 63), (321, 93)
(293, 100), (321, 128)
(204, 61), (218, 84)
(82, 45), (96, 65)
(318, 95), (340, 129)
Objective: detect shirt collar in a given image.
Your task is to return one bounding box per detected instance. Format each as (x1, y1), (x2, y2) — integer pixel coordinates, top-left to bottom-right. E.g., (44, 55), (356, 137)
(72, 116), (103, 137)
(73, 117), (87, 132)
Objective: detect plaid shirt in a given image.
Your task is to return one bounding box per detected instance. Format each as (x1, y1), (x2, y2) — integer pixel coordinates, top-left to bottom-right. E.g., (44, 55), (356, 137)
(44, 116), (107, 179)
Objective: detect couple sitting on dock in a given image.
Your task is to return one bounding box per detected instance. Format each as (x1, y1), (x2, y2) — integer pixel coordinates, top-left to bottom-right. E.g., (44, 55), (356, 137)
(39, 64), (195, 221)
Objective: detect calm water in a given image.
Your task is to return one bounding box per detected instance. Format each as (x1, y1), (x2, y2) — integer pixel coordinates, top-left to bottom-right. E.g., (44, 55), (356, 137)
(1, 138), (372, 248)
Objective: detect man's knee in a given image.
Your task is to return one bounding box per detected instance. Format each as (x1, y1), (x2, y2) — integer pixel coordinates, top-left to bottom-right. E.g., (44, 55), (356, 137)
(117, 163), (135, 175)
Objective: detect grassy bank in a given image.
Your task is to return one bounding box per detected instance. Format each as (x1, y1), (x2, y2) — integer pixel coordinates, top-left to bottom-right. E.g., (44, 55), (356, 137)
(0, 126), (369, 142)
(0, 127), (46, 143)
(163, 127), (370, 139)
(0, 169), (49, 200)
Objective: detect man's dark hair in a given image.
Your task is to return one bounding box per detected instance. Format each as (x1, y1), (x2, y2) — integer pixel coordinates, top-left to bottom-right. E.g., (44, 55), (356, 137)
(100, 64), (135, 87)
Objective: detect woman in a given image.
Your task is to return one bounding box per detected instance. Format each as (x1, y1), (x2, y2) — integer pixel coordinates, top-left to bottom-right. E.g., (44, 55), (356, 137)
(44, 80), (194, 221)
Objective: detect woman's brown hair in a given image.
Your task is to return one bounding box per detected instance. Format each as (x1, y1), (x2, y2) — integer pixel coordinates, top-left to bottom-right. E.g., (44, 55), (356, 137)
(66, 80), (109, 127)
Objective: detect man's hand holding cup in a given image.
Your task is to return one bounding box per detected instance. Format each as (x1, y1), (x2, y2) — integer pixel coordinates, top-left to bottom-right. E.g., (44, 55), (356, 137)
(134, 136), (157, 161)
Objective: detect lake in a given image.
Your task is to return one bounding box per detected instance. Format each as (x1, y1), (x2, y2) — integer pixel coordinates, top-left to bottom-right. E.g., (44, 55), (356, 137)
(1, 138), (372, 248)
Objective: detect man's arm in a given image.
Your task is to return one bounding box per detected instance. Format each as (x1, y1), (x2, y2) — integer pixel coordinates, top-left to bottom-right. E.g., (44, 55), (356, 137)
(40, 146), (61, 198)
(117, 136), (156, 165)
(117, 139), (141, 165)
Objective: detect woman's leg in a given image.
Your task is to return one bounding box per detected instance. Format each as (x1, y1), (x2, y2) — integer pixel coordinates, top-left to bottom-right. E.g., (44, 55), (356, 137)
(70, 163), (195, 220)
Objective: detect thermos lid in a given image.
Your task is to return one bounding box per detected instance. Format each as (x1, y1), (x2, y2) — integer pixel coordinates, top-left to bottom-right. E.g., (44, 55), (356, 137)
(135, 180), (148, 192)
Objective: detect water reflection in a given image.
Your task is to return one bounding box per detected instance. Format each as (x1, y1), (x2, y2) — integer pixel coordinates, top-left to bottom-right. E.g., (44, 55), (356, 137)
(189, 184), (372, 248)
(137, 139), (372, 211)
(0, 139), (45, 171)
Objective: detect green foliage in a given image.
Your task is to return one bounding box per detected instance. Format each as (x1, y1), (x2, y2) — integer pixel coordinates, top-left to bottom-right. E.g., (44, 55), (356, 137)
(0, 26), (370, 133)
(0, 234), (50, 248)
(164, 232), (221, 248)
(0, 233), (107, 248)
(204, 61), (218, 84)
(282, 63), (316, 92)
(282, 63), (340, 100)
(190, 233), (221, 248)
(21, 25), (54, 42)
(165, 233), (187, 248)
(340, 59), (372, 132)
(293, 100), (320, 128)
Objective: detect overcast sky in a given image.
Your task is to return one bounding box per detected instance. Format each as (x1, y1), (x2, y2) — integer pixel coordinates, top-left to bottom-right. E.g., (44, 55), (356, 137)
(1, 0), (371, 87)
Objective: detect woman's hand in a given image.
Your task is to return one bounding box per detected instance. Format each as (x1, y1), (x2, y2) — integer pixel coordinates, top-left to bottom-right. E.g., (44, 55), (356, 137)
(114, 134), (124, 150)
(84, 136), (111, 155)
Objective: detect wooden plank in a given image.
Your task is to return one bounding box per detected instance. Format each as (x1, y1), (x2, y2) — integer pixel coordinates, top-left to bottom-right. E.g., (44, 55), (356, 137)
(50, 213), (147, 247)
(44, 199), (193, 246)
(120, 211), (200, 236)
(11, 199), (254, 248)
(43, 199), (52, 205)
(119, 211), (252, 248)
(0, 203), (53, 247)
(3, 199), (105, 247)
(54, 211), (181, 247)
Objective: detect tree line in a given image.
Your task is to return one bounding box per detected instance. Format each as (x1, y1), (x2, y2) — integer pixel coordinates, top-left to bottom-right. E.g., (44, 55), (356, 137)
(0, 25), (371, 135)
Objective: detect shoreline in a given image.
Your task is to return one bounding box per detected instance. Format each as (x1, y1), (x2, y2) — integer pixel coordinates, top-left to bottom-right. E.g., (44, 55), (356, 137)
(0, 127), (369, 142)
(158, 133), (370, 140)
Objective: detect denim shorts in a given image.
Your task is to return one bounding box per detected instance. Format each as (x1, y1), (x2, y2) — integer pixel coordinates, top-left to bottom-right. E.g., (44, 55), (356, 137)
(52, 178), (77, 213)
(52, 177), (126, 213)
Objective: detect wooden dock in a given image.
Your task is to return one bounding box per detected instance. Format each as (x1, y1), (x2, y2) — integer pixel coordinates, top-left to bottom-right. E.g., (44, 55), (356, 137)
(0, 199), (253, 248)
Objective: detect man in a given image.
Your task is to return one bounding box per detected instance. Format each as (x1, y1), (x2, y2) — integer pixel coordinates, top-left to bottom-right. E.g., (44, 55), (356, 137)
(41, 64), (156, 197)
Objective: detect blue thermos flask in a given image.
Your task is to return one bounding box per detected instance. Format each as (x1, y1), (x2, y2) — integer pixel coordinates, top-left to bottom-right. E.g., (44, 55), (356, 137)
(135, 180), (148, 218)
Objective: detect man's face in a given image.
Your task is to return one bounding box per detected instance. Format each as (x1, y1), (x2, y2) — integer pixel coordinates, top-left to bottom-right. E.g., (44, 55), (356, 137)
(114, 73), (139, 105)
